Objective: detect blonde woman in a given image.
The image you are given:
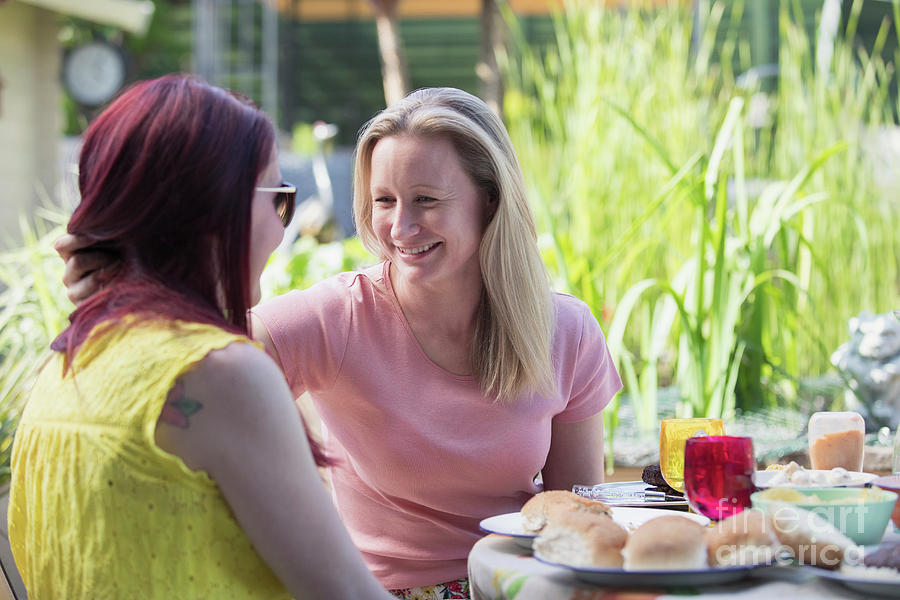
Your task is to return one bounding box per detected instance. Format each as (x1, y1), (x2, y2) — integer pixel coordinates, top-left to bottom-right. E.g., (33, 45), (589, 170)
(58, 87), (621, 599)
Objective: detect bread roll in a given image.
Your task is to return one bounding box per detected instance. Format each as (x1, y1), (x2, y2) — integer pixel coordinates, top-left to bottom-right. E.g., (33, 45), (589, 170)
(521, 490), (612, 534)
(622, 515), (708, 570)
(534, 511), (627, 568)
(706, 509), (778, 567)
(768, 503), (856, 570)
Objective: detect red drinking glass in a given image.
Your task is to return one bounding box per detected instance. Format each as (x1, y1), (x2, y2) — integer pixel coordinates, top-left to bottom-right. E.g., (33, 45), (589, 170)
(684, 435), (756, 521)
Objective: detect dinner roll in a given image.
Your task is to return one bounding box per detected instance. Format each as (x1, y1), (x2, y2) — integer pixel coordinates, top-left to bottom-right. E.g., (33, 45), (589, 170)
(768, 503), (857, 570)
(706, 509), (779, 567)
(534, 511), (627, 568)
(521, 490), (612, 534)
(622, 515), (708, 571)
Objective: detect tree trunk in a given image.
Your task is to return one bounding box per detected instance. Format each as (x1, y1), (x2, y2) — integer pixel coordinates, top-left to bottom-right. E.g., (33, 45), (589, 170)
(478, 0), (507, 117)
(370, 0), (410, 106)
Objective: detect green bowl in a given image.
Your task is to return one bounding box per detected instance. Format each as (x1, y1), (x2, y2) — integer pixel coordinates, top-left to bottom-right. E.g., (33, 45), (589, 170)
(751, 487), (897, 546)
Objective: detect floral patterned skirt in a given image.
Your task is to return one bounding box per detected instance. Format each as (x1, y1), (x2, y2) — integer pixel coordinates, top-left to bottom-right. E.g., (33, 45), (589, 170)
(390, 578), (470, 599)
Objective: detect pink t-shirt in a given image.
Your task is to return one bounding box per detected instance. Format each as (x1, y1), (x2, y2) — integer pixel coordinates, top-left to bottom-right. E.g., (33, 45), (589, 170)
(252, 262), (621, 589)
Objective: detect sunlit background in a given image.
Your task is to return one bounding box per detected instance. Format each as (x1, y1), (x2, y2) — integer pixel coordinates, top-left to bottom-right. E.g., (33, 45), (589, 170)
(2, 0), (900, 481)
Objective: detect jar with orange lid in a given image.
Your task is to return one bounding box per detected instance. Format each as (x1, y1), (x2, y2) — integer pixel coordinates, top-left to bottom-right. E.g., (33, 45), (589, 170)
(808, 411), (865, 472)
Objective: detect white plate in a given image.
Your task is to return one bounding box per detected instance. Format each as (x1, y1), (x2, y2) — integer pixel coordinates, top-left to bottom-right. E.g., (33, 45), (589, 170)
(534, 552), (778, 587)
(478, 512), (536, 549)
(753, 469), (877, 489)
(478, 507), (710, 550)
(805, 566), (900, 598)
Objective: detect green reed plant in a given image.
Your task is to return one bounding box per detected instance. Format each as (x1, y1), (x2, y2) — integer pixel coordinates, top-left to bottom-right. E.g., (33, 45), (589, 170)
(502, 0), (900, 452)
(609, 96), (841, 422)
(763, 0), (900, 335)
(0, 209), (71, 485)
(502, 0), (747, 448)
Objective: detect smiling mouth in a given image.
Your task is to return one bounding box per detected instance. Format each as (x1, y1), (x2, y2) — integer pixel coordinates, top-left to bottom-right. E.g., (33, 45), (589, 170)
(397, 242), (439, 256)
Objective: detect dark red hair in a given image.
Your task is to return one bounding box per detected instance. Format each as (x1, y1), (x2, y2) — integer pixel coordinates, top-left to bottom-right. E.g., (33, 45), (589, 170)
(52, 74), (328, 464)
(54, 74), (270, 352)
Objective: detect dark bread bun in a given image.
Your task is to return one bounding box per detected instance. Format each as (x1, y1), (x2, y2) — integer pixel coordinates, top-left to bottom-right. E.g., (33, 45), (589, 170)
(641, 464), (682, 496)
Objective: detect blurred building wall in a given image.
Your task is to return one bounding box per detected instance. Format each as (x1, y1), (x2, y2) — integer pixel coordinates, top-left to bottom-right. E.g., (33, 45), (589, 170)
(0, 2), (61, 246)
(0, 0), (153, 246)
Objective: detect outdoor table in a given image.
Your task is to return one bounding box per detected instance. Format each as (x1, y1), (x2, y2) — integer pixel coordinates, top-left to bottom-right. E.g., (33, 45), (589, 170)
(467, 525), (900, 600)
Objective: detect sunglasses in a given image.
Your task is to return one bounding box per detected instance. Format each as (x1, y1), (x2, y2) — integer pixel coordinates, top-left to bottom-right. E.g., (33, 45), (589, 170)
(256, 182), (297, 227)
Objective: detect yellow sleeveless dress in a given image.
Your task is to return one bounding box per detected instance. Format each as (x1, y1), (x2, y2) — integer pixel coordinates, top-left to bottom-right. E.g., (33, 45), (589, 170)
(8, 317), (292, 599)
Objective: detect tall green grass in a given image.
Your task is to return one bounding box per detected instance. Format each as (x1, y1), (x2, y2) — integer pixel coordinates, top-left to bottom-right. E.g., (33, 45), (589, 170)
(502, 0), (900, 450)
(0, 209), (70, 484)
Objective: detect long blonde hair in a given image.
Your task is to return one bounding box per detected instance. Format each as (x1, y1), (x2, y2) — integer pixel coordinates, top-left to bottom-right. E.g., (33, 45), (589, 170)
(353, 87), (554, 401)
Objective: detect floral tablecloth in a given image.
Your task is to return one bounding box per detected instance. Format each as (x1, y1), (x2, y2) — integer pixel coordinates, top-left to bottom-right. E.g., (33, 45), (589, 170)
(467, 533), (899, 600)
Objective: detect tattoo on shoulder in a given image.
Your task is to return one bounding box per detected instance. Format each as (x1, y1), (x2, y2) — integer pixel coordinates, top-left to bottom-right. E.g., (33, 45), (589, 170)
(160, 380), (203, 429)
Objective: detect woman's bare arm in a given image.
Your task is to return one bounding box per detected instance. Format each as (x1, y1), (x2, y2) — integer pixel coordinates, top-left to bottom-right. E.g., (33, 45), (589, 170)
(541, 413), (605, 491)
(155, 343), (394, 599)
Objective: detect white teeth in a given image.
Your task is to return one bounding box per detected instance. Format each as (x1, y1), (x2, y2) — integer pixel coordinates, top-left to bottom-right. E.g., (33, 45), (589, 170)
(398, 243), (437, 255)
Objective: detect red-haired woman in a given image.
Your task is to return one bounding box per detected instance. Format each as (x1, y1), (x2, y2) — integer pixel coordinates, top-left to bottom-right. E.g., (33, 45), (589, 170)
(7, 74), (395, 600)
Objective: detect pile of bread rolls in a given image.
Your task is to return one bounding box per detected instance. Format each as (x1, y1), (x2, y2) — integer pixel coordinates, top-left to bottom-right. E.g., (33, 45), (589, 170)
(524, 491), (858, 571)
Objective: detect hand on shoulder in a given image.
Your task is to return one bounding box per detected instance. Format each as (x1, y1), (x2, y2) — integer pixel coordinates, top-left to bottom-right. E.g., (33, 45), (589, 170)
(56, 233), (122, 305)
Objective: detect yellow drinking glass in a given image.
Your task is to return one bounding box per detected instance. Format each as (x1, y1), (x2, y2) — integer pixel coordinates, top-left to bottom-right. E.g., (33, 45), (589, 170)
(659, 417), (725, 493)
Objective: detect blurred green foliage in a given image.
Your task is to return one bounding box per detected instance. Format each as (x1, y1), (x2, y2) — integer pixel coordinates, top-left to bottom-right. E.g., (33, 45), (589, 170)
(502, 0), (900, 454)
(260, 236), (373, 301)
(0, 208), (71, 485)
